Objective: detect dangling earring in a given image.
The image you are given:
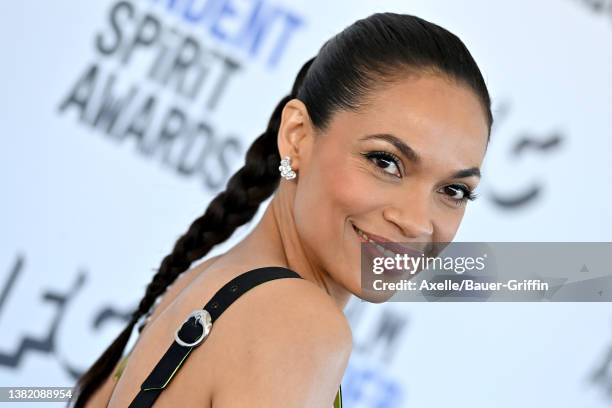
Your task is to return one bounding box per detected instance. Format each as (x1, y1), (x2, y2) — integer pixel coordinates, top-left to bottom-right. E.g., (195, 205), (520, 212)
(279, 156), (297, 180)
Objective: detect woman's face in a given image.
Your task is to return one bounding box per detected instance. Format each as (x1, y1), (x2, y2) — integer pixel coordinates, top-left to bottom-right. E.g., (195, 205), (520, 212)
(283, 73), (489, 301)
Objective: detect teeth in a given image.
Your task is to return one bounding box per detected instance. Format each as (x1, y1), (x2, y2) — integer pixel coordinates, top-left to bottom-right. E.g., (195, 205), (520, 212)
(354, 227), (427, 263)
(354, 225), (373, 243)
(354, 224), (399, 258)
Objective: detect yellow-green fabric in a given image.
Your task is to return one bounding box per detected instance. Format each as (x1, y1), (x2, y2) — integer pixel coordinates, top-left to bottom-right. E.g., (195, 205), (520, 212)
(112, 354), (129, 380)
(333, 384), (343, 408)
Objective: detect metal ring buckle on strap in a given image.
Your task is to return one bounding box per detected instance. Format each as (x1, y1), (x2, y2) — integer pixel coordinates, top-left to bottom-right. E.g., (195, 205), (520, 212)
(174, 309), (212, 348)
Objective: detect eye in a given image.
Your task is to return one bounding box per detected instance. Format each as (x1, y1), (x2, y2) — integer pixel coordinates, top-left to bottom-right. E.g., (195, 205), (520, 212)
(362, 151), (403, 178)
(440, 184), (478, 206)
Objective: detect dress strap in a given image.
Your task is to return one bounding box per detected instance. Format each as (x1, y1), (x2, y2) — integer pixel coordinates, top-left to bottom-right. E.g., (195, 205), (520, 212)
(128, 266), (303, 407)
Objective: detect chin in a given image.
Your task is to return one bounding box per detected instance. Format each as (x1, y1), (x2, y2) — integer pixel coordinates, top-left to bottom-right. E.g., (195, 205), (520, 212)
(354, 286), (396, 303)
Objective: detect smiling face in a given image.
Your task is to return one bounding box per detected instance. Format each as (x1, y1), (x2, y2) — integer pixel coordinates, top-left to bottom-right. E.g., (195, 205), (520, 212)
(279, 72), (490, 302)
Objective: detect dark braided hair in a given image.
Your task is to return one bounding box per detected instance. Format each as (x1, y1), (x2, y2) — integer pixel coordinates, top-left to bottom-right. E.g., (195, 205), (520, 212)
(72, 12), (493, 407)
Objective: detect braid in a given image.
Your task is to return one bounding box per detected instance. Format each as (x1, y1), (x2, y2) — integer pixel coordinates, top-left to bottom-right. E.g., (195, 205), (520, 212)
(71, 56), (317, 408)
(132, 94), (292, 333)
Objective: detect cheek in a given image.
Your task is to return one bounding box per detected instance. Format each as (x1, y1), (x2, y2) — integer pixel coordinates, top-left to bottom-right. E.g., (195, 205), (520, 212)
(432, 204), (466, 243)
(326, 165), (369, 215)
(316, 155), (384, 224)
(293, 156), (377, 250)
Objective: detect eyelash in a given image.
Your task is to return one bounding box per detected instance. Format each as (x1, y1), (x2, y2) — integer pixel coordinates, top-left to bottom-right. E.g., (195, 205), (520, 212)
(361, 150), (478, 206)
(362, 151), (403, 178)
(444, 185), (479, 206)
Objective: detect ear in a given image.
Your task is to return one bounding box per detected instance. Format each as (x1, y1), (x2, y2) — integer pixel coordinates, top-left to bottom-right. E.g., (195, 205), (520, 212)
(277, 98), (314, 171)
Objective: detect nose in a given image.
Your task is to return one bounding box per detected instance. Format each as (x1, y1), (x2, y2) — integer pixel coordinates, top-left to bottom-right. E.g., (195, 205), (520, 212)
(382, 195), (434, 241)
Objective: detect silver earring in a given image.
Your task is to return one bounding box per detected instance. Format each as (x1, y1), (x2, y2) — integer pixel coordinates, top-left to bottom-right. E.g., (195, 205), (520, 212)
(279, 156), (297, 180)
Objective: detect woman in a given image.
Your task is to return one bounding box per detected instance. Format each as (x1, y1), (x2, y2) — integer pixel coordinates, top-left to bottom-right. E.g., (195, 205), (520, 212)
(72, 11), (493, 408)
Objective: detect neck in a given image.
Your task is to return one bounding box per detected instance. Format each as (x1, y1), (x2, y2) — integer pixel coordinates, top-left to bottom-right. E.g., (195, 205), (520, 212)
(234, 185), (352, 312)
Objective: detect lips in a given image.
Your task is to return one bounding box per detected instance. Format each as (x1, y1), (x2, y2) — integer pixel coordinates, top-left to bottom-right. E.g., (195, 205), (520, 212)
(351, 223), (426, 258)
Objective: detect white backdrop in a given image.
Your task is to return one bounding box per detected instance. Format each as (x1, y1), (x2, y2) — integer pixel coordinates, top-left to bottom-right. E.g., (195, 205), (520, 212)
(1, 0), (611, 407)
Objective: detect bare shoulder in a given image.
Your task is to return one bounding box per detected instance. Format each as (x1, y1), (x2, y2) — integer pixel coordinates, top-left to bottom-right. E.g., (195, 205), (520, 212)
(199, 275), (353, 407)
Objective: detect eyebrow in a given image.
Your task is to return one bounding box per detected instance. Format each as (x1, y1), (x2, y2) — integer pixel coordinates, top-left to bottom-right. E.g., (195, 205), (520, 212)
(451, 167), (481, 179)
(360, 133), (420, 164)
(359, 133), (481, 179)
